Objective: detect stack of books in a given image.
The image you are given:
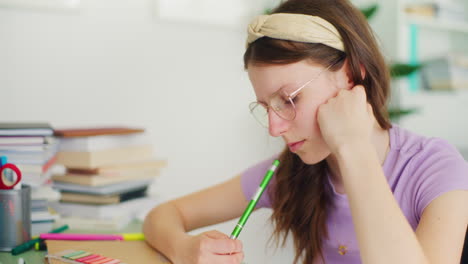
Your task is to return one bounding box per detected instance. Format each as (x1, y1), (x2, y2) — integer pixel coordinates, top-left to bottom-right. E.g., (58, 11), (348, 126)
(31, 199), (60, 237)
(0, 122), (61, 236)
(0, 123), (58, 187)
(50, 127), (166, 230)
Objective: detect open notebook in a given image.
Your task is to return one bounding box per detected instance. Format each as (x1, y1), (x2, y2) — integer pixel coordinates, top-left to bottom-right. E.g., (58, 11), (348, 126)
(45, 240), (171, 264)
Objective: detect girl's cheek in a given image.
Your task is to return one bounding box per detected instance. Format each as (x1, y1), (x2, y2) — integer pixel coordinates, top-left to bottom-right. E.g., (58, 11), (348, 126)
(296, 105), (320, 129)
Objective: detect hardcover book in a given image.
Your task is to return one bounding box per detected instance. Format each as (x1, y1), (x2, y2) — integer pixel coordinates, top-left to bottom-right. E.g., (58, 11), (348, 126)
(59, 187), (148, 205)
(56, 145), (154, 169)
(51, 169), (159, 186)
(0, 122), (54, 136)
(54, 127), (144, 137)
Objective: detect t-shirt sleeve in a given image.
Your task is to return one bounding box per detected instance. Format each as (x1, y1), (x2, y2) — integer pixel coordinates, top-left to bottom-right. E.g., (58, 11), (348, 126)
(240, 154), (280, 209)
(410, 138), (468, 221)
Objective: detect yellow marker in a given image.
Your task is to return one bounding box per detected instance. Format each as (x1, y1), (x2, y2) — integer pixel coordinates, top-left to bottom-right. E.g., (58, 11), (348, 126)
(34, 240), (47, 251)
(122, 233), (145, 241)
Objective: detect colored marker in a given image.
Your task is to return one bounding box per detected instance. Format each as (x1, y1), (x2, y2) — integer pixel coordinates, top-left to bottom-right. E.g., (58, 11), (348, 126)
(11, 224), (69, 255)
(34, 240), (47, 251)
(230, 159), (279, 239)
(121, 233), (145, 240)
(39, 233), (145, 241)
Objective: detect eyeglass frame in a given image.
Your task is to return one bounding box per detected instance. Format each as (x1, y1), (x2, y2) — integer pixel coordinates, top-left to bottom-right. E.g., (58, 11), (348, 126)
(249, 61), (338, 127)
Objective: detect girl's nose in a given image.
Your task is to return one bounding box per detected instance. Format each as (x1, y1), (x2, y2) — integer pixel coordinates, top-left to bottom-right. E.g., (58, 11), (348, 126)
(268, 110), (289, 137)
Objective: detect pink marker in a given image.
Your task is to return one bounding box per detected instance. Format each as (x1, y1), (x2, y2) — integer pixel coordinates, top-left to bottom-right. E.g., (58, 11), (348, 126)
(39, 233), (123, 241)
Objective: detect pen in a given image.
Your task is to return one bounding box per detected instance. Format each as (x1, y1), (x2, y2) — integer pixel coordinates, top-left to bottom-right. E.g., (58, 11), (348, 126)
(11, 224), (69, 255)
(39, 233), (145, 241)
(230, 159), (280, 239)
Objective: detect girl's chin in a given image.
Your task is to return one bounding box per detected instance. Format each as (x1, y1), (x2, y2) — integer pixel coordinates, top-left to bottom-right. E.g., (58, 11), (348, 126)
(294, 147), (331, 165)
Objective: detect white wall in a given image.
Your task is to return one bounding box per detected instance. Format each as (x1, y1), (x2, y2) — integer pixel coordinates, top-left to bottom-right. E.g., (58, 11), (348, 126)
(0, 0), (290, 263)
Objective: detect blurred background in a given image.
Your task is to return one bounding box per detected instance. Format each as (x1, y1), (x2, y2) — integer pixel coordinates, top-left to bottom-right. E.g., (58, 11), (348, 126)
(1, 0), (467, 263)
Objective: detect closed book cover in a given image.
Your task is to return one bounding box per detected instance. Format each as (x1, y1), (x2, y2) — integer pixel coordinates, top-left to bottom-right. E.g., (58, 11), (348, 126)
(0, 144), (50, 152)
(0, 135), (54, 145)
(32, 221), (55, 237)
(46, 240), (171, 264)
(0, 136), (57, 151)
(31, 210), (60, 223)
(48, 196), (158, 220)
(31, 185), (61, 201)
(67, 159), (167, 175)
(2, 138), (58, 162)
(53, 215), (134, 231)
(52, 169), (159, 186)
(0, 122), (54, 136)
(54, 127), (144, 137)
(21, 168), (55, 188)
(52, 179), (153, 195)
(16, 155), (57, 174)
(31, 199), (49, 211)
(60, 187), (148, 205)
(56, 145), (154, 169)
(58, 132), (150, 152)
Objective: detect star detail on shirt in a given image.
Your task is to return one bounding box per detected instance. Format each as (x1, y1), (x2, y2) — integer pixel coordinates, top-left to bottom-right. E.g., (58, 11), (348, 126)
(338, 245), (348, 255)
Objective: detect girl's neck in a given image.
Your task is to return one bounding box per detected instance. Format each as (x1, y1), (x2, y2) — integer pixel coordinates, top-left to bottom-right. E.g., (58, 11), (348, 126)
(326, 124), (390, 195)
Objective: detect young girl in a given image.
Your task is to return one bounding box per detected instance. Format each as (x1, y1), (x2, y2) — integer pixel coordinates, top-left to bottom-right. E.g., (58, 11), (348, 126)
(143, 0), (468, 263)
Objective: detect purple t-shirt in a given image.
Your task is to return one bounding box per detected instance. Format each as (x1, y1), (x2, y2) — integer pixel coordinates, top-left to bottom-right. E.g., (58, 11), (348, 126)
(241, 124), (468, 263)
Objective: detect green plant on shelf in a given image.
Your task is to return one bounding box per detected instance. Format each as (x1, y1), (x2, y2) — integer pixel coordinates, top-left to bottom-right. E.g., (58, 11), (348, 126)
(388, 63), (421, 119)
(362, 5), (420, 121)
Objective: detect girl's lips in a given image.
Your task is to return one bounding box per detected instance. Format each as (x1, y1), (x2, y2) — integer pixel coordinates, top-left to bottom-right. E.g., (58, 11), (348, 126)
(288, 140), (305, 152)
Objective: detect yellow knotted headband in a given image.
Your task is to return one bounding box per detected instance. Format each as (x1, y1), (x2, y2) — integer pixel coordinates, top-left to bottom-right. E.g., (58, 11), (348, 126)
(247, 13), (345, 52)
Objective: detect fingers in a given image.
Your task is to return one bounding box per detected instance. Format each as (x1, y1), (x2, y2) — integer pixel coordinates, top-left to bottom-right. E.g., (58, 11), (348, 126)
(203, 237), (243, 254)
(332, 84), (365, 99)
(212, 251), (244, 263)
(352, 84), (365, 93)
(366, 103), (377, 126)
(351, 85), (367, 102)
(367, 103), (373, 114)
(204, 230), (230, 239)
(196, 248), (244, 264)
(188, 231), (244, 264)
(324, 85), (366, 108)
(201, 230), (243, 254)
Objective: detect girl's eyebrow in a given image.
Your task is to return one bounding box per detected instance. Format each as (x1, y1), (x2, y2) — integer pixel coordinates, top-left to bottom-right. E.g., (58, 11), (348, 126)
(257, 83), (294, 104)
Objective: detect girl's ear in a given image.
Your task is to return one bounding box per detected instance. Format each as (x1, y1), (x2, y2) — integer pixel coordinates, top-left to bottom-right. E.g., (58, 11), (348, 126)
(340, 59), (366, 90)
(358, 62), (366, 82)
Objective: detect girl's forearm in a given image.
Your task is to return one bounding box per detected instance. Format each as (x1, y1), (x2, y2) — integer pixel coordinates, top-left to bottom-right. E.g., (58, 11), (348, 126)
(336, 142), (429, 264)
(143, 202), (190, 262)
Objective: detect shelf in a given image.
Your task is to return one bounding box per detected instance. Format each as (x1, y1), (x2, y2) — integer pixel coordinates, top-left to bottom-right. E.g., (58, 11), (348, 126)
(401, 88), (468, 104)
(405, 15), (468, 34)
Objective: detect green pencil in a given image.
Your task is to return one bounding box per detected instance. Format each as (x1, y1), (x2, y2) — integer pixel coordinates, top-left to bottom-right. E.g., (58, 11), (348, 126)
(11, 224), (69, 255)
(230, 159), (280, 239)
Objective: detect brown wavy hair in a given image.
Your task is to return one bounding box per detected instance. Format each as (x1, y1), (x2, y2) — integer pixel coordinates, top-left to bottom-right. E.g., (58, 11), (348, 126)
(243, 0), (392, 263)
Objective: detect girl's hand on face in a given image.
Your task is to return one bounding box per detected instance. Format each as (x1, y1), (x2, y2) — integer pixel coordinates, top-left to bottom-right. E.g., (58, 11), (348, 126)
(317, 85), (375, 155)
(176, 230), (244, 264)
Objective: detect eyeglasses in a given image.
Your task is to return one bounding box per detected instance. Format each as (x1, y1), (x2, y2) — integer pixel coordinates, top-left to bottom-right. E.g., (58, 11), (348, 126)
(249, 63), (335, 128)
